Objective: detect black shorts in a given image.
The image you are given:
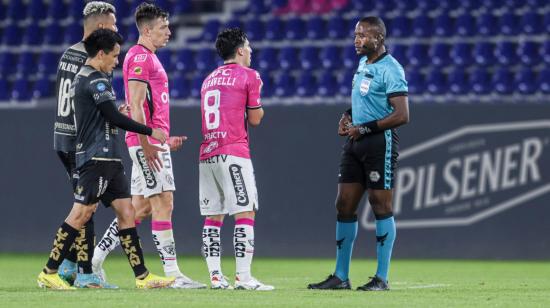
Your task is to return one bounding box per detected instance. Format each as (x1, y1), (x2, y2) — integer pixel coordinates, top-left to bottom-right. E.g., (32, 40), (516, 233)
(338, 130), (399, 190)
(73, 160), (130, 206)
(56, 151), (78, 190)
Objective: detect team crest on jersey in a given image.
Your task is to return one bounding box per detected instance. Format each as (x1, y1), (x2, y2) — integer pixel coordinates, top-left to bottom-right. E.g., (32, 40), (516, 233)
(133, 66), (142, 75)
(134, 54), (147, 62)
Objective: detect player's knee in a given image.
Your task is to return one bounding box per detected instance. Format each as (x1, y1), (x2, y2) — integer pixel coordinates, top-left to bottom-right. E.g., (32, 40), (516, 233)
(117, 205), (136, 226)
(368, 195), (392, 216)
(335, 198), (356, 218)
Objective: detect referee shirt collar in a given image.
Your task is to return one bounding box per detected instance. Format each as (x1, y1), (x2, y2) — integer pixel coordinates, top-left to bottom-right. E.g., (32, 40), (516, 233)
(366, 51), (389, 64)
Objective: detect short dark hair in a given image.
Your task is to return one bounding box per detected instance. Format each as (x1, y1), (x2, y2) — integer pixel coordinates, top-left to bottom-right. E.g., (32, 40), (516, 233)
(83, 29), (123, 58)
(135, 2), (169, 28)
(359, 16), (387, 38)
(215, 28), (248, 61)
(83, 1), (116, 20)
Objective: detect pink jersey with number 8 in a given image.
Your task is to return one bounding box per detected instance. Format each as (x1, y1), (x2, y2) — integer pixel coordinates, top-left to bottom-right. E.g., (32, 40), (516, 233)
(199, 63), (263, 160)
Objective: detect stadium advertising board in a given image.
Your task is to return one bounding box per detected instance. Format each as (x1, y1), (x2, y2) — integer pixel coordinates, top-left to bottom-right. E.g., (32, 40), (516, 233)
(362, 120), (550, 229)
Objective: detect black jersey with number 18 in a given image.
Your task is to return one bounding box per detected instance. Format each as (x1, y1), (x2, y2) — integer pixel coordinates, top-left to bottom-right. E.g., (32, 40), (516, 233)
(53, 42), (87, 152)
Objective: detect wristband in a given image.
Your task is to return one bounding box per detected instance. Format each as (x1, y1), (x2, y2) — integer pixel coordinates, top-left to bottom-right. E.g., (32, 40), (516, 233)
(359, 120), (379, 135)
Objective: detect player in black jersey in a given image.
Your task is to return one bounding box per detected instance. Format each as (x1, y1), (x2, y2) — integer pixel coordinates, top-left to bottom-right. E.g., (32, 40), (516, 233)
(38, 29), (174, 290)
(53, 2), (121, 287)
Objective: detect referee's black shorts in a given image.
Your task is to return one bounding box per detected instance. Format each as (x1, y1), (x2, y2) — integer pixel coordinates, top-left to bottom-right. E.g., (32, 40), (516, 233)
(73, 160), (130, 206)
(338, 129), (399, 190)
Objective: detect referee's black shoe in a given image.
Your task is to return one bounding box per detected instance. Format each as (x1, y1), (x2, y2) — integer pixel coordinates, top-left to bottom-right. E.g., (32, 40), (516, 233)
(357, 276), (389, 291)
(307, 274), (351, 290)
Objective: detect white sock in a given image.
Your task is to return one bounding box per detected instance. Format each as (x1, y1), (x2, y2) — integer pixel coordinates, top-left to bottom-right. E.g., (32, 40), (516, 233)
(202, 218), (223, 279)
(234, 218), (255, 282)
(151, 220), (181, 277)
(93, 218), (121, 265)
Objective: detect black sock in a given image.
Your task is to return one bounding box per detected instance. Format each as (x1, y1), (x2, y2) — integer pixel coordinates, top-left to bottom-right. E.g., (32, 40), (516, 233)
(118, 227), (147, 277)
(76, 216), (95, 274)
(45, 222), (80, 272)
(65, 244), (78, 263)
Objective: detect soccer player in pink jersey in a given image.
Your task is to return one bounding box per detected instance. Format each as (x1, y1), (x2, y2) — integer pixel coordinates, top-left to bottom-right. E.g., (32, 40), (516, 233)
(199, 28), (273, 291)
(91, 2), (204, 289)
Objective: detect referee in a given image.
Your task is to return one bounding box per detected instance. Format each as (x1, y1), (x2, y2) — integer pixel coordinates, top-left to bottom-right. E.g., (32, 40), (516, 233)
(308, 16), (409, 291)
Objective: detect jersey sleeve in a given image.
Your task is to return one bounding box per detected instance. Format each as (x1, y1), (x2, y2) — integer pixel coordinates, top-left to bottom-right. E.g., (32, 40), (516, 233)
(246, 70), (263, 109)
(126, 52), (151, 83)
(384, 64), (408, 97)
(88, 75), (116, 105)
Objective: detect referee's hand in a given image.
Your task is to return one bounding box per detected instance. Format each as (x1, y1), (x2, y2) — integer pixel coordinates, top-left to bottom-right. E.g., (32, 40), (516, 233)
(338, 113), (352, 136)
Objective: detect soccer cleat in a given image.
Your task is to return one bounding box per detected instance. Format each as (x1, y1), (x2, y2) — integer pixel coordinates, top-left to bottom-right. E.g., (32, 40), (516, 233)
(210, 274), (233, 290)
(307, 274), (351, 290)
(235, 276), (274, 291)
(74, 273), (118, 289)
(357, 276), (389, 291)
(37, 271), (76, 290)
(170, 274), (207, 289)
(91, 259), (107, 283)
(58, 259), (77, 285)
(135, 272), (175, 289)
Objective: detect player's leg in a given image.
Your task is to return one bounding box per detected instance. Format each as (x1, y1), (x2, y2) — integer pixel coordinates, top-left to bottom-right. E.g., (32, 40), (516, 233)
(308, 139), (365, 290)
(200, 156), (230, 289)
(203, 214), (228, 289)
(107, 162), (174, 289)
(92, 165), (149, 278)
(357, 130), (397, 291)
(225, 156), (273, 291)
(55, 151), (78, 283)
(38, 202), (96, 290)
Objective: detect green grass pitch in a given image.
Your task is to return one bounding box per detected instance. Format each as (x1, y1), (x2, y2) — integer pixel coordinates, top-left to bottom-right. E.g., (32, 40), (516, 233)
(1, 254), (548, 307)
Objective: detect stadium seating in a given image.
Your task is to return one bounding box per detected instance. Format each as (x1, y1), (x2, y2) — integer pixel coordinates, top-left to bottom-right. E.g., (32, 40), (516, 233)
(0, 0), (547, 103)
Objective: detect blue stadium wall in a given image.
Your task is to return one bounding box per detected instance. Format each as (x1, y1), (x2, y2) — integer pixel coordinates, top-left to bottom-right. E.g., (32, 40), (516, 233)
(1, 103), (549, 259)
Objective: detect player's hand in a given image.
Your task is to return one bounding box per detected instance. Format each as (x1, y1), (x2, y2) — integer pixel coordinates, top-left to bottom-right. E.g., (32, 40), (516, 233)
(151, 128), (167, 144)
(347, 126), (363, 140)
(168, 136), (187, 152)
(142, 141), (166, 172)
(338, 112), (352, 136)
(118, 103), (130, 116)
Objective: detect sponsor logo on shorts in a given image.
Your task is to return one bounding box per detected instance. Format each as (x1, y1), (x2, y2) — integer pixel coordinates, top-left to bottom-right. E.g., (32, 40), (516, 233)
(369, 171), (381, 182)
(165, 174), (174, 185)
(200, 154), (228, 164)
(229, 164), (249, 206)
(136, 149), (157, 189)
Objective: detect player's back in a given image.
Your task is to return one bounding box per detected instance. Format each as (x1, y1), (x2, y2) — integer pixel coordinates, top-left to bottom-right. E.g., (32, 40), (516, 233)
(199, 63), (263, 160)
(54, 42), (88, 152)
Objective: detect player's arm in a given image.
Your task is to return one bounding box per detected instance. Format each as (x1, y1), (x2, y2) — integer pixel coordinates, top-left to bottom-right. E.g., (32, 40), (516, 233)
(247, 70), (264, 127)
(247, 108), (264, 127)
(97, 101), (166, 143)
(128, 80), (165, 171)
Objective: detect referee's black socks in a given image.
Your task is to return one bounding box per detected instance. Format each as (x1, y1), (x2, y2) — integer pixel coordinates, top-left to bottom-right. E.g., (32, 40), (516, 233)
(118, 227), (147, 278)
(44, 222), (79, 273)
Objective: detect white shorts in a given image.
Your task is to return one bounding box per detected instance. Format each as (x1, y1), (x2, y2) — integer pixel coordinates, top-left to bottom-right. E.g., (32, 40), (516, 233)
(129, 144), (175, 198)
(199, 155), (258, 216)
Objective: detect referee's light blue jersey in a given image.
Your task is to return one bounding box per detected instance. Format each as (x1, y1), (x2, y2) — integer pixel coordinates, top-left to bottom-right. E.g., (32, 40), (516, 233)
(351, 52), (408, 125)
